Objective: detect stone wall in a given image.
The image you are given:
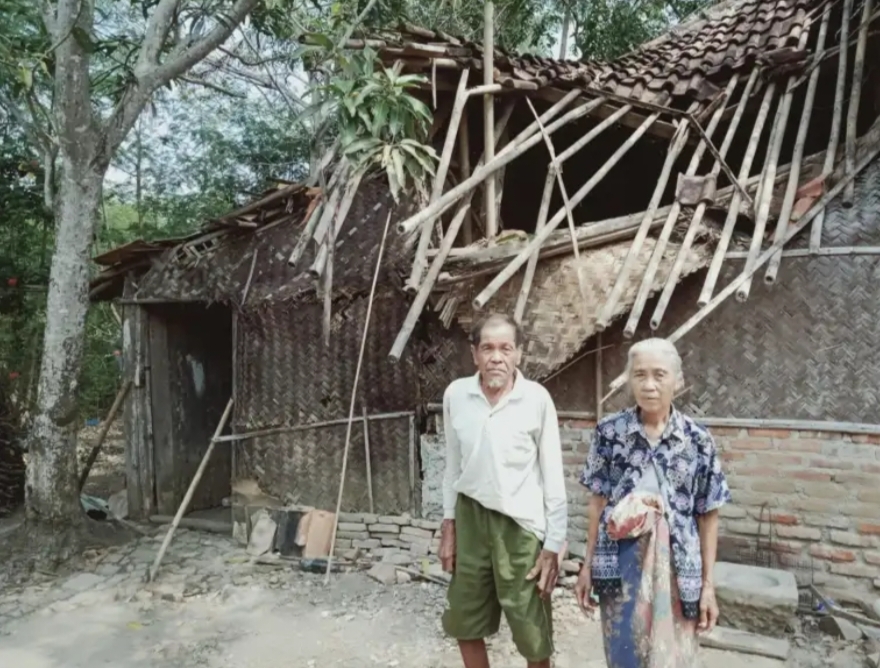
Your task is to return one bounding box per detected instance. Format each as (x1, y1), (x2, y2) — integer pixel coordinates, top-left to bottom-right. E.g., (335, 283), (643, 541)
(421, 413), (880, 597)
(334, 512), (442, 563)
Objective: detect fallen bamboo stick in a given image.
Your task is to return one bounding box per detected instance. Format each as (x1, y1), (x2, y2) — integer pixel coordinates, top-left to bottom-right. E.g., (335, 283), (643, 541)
(325, 211), (394, 584)
(312, 173), (347, 246)
(595, 117), (690, 332)
(459, 110), (473, 245)
(363, 407), (374, 515)
(397, 89), (584, 235)
(473, 113), (660, 310)
(212, 410), (415, 443)
(493, 124), (509, 229)
(624, 95), (726, 337)
(843, 0), (872, 207)
(309, 243), (328, 278)
(390, 204), (471, 359)
(483, 1), (498, 240)
(78, 380), (132, 492)
(604, 144), (880, 400)
(737, 54), (803, 302)
(288, 201), (324, 268)
(698, 80), (776, 306)
(322, 237), (334, 345)
(514, 170), (554, 324)
(407, 69), (471, 291)
(240, 249), (259, 305)
(765, 10), (829, 284)
(651, 71), (750, 329)
(149, 398), (234, 582)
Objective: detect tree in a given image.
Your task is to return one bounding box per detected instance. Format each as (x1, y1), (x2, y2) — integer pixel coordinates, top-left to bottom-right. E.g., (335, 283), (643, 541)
(0, 0), (261, 555)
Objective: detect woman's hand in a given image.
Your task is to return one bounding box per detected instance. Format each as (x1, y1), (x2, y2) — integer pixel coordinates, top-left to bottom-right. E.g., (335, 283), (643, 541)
(574, 563), (595, 613)
(698, 582), (719, 633)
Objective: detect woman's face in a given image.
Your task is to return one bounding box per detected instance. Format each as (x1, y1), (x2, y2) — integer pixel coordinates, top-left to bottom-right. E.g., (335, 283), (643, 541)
(628, 350), (678, 415)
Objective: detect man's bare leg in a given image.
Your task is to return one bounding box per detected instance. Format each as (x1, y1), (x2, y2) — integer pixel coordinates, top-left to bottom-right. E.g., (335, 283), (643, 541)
(527, 660), (551, 668)
(458, 639), (490, 668)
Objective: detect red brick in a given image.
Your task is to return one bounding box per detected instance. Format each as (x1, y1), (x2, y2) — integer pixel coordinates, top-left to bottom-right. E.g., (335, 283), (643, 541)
(792, 471), (833, 482)
(850, 433), (880, 445)
(829, 563), (878, 578)
(798, 482), (847, 499)
(793, 431), (839, 440)
(776, 438), (823, 453)
(733, 466), (780, 477)
(857, 489), (880, 503)
(830, 531), (875, 547)
(801, 514), (851, 530)
(730, 438), (774, 451)
(762, 453), (805, 466)
(790, 498), (840, 513)
(721, 451), (747, 462)
(809, 546), (856, 563)
(863, 552), (880, 566)
(768, 539), (808, 555)
(710, 427), (743, 437)
(834, 473), (878, 486)
(843, 504), (880, 519)
(563, 452), (586, 466)
(807, 457), (855, 470)
(749, 428), (791, 438)
(564, 419), (595, 429)
(751, 479), (797, 494)
(858, 523), (880, 536)
(776, 526), (821, 541)
(860, 463), (880, 474)
(769, 513), (800, 526)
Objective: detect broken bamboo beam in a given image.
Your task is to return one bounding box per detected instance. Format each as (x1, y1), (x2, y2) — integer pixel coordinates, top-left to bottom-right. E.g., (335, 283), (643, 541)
(212, 410), (415, 443)
(651, 71), (751, 330)
(390, 204), (471, 360)
(459, 110), (473, 245)
(473, 113), (661, 310)
(288, 201), (324, 268)
(843, 0), (872, 206)
(604, 144), (880, 400)
(514, 170), (554, 324)
(78, 380), (132, 492)
(240, 249), (259, 305)
(595, 117), (690, 332)
(325, 210), (393, 584)
(363, 407), (374, 515)
(483, 0), (497, 240)
(407, 69), (470, 291)
(397, 89), (583, 235)
(149, 398), (234, 582)
(624, 96), (724, 337)
(765, 12), (829, 284)
(698, 80), (776, 306)
(493, 124), (509, 228)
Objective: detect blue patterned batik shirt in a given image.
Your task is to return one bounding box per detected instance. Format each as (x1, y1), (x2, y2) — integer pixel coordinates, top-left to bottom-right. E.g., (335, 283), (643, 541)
(579, 406), (732, 617)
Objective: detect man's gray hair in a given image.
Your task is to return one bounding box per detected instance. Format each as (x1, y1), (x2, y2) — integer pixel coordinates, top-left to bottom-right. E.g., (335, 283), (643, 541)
(625, 338), (684, 387)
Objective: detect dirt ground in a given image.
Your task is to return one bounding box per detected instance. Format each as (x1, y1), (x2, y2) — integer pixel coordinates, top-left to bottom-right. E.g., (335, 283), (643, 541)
(0, 523), (867, 668)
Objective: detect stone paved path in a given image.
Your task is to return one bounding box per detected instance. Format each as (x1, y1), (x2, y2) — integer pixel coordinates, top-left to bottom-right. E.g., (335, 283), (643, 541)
(0, 528), (861, 667)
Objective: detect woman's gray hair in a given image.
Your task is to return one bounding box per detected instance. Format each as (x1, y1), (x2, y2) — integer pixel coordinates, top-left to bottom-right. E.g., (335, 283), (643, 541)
(625, 338), (684, 389)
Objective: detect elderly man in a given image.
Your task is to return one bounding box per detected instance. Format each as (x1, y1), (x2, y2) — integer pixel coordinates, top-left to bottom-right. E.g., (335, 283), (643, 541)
(439, 312), (567, 668)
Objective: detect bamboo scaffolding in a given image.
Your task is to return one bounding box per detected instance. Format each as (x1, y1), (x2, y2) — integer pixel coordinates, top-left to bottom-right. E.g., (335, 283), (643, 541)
(362, 407), (374, 514)
(390, 204), (471, 359)
(603, 144), (880, 401)
(623, 93), (728, 337)
(844, 0), (873, 206)
(514, 170), (554, 324)
(407, 69), (471, 291)
(309, 243), (328, 278)
(698, 79), (777, 306)
(493, 124), (509, 228)
(459, 110), (473, 244)
(765, 10), (829, 283)
(287, 201), (324, 268)
(240, 249), (259, 304)
(483, 1), (498, 240)
(212, 410), (415, 443)
(737, 52), (804, 302)
(324, 210), (393, 584)
(397, 89), (583, 235)
(595, 117), (691, 332)
(651, 71), (752, 329)
(473, 113), (661, 310)
(729, 246), (880, 259)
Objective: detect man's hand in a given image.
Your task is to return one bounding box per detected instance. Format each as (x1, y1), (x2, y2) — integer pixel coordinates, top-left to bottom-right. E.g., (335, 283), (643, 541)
(698, 581), (719, 634)
(526, 549), (559, 599)
(439, 519), (456, 574)
(574, 563), (595, 613)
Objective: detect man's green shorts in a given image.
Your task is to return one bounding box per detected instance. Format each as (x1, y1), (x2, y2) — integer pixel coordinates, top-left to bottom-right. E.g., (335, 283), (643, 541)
(442, 494), (554, 662)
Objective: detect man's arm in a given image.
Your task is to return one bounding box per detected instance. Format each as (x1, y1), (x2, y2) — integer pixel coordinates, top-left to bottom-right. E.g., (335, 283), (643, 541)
(537, 391), (567, 554)
(441, 386), (461, 521)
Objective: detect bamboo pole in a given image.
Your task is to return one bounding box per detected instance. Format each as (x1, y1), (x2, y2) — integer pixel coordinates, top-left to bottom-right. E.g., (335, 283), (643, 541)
(288, 202), (323, 268)
(843, 0), (872, 206)
(363, 407), (374, 514)
(459, 110), (473, 245)
(397, 89), (583, 235)
(623, 94), (728, 337)
(698, 80), (776, 306)
(149, 398), (234, 582)
(594, 117), (690, 332)
(325, 210), (394, 584)
(212, 410), (415, 443)
(240, 249), (259, 305)
(78, 380), (132, 492)
(737, 61), (801, 302)
(493, 124), (509, 228)
(389, 204), (471, 360)
(473, 113), (660, 310)
(765, 11), (829, 283)
(309, 243), (328, 278)
(603, 144), (880, 401)
(407, 69), (471, 291)
(651, 71), (751, 329)
(483, 1), (497, 240)
(514, 170), (553, 324)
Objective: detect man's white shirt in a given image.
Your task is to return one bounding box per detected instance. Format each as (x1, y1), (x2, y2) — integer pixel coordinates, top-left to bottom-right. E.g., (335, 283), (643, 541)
(441, 372), (568, 553)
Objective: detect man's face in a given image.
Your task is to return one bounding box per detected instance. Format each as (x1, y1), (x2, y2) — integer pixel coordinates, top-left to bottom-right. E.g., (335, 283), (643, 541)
(629, 350), (677, 414)
(471, 321), (521, 389)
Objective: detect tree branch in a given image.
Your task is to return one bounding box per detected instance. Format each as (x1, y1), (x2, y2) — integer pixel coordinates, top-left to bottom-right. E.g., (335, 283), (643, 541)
(135, 0), (183, 75)
(180, 75), (246, 98)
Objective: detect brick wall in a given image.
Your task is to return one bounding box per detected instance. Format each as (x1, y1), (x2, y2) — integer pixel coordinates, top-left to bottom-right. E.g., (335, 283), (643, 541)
(423, 413), (880, 596)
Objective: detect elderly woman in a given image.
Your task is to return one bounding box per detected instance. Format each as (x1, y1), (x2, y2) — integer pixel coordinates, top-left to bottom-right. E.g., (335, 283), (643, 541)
(574, 338), (731, 668)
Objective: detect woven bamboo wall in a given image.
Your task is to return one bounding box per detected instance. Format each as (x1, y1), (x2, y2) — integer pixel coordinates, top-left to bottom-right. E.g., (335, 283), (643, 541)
(546, 158), (880, 421)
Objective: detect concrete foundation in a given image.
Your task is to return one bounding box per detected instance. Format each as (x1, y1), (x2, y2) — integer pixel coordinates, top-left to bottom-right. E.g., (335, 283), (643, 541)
(714, 561), (799, 637)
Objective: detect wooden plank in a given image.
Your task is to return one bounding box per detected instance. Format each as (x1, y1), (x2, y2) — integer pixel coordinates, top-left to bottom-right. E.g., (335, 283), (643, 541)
(149, 515), (232, 535)
(148, 311), (176, 515)
(699, 626), (789, 661)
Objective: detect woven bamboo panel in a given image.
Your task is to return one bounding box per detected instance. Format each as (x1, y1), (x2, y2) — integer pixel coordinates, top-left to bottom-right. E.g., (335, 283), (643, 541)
(235, 417), (413, 514)
(552, 158), (880, 422)
(447, 231), (714, 379)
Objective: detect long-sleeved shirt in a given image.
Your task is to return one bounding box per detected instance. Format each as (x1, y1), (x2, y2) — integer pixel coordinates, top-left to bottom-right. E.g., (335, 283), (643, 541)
(442, 372), (568, 553)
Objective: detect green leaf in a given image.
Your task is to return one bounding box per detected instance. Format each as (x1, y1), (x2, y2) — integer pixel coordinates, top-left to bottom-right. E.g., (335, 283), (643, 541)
(391, 147), (407, 193)
(371, 102), (388, 136)
(342, 137), (382, 155)
(300, 32), (334, 50)
(19, 66), (33, 91)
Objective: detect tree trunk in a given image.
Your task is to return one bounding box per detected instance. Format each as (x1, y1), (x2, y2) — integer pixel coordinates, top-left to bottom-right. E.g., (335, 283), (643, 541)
(26, 159), (104, 529)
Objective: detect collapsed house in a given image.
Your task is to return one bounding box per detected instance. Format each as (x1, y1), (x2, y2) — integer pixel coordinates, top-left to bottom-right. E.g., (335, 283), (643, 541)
(91, 0), (880, 596)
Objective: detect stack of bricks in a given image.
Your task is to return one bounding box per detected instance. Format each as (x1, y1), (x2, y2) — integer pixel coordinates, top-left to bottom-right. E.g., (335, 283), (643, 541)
(334, 513), (442, 563)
